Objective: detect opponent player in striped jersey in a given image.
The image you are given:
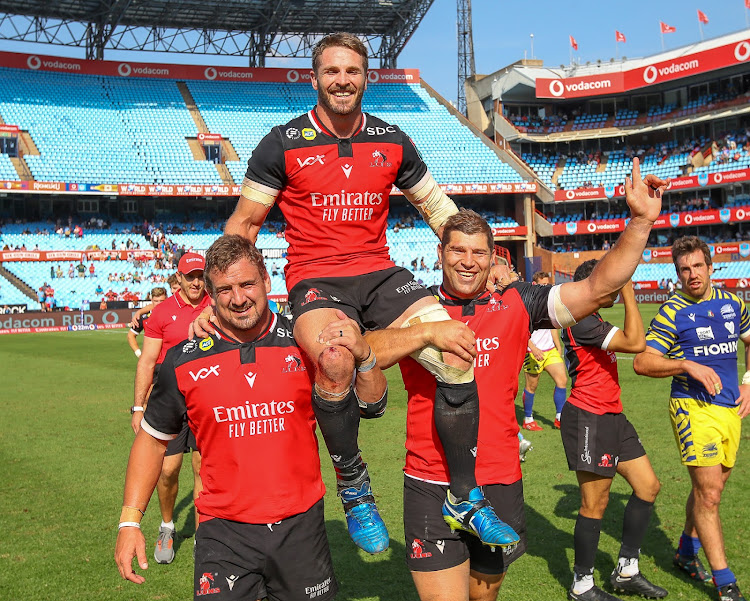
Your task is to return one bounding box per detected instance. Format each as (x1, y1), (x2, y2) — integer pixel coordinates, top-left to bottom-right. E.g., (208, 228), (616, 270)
(635, 236), (750, 601)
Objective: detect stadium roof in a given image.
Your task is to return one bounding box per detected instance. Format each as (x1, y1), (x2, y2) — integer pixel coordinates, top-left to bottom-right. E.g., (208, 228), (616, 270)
(0, 0), (435, 67)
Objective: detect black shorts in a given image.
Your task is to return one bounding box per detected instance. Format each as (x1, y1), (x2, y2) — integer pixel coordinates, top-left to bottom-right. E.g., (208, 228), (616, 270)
(194, 498), (337, 601)
(403, 476), (526, 575)
(164, 421), (198, 457)
(288, 266), (432, 330)
(560, 402), (645, 477)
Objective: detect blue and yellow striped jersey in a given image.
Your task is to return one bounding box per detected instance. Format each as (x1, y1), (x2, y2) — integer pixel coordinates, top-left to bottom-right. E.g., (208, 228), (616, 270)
(645, 287), (750, 407)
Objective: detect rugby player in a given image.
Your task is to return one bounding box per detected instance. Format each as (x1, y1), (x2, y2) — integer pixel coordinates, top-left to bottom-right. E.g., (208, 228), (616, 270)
(348, 169), (667, 600)
(521, 271), (568, 430)
(561, 261), (666, 601)
(634, 236), (749, 601)
(132, 253), (211, 564)
(216, 32), (517, 553)
(128, 274), (179, 331)
(117, 235), (359, 601)
(127, 287), (167, 358)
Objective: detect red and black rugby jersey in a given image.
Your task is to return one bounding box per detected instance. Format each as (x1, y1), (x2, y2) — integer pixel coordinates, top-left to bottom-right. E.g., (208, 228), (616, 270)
(562, 313), (621, 414)
(245, 110), (429, 290)
(142, 314), (325, 524)
(399, 282), (556, 485)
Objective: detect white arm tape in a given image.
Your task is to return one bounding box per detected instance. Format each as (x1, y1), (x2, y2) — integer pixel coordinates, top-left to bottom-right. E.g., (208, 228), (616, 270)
(241, 177), (279, 209)
(742, 370), (750, 386)
(402, 172), (458, 234)
(548, 284), (576, 329)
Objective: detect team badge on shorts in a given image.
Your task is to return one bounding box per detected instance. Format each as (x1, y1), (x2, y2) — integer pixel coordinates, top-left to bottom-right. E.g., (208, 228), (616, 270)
(702, 442), (719, 459)
(301, 287), (327, 306)
(598, 453), (615, 468)
(196, 572), (220, 596)
(410, 539), (433, 559)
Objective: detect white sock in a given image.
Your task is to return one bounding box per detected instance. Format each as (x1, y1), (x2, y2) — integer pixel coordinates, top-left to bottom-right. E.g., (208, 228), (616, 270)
(161, 520), (175, 530)
(617, 556), (639, 577)
(556, 412), (562, 420)
(572, 573), (594, 595)
(524, 416), (534, 423)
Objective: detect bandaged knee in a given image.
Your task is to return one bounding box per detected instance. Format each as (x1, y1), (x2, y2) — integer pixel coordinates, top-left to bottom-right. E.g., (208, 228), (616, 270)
(402, 172), (459, 234)
(401, 304), (474, 384)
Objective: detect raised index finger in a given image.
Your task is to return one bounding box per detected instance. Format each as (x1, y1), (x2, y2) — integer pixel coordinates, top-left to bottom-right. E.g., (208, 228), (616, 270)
(631, 156), (641, 183)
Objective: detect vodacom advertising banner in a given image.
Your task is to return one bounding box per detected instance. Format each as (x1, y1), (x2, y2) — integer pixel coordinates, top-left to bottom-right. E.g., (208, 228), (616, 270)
(0, 51), (419, 84)
(537, 38), (750, 99)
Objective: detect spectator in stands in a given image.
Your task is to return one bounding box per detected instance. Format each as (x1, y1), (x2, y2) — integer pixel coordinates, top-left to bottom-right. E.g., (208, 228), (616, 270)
(55, 265), (63, 278)
(50, 265), (55, 280)
(68, 263), (74, 278)
(37, 286), (46, 312)
(89, 263), (95, 278)
(95, 283), (104, 295)
(76, 261), (86, 278)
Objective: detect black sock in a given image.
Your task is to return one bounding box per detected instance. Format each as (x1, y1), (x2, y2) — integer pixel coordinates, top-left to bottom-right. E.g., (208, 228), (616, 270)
(574, 515), (602, 575)
(433, 380), (479, 499)
(619, 493), (654, 559)
(312, 388), (365, 487)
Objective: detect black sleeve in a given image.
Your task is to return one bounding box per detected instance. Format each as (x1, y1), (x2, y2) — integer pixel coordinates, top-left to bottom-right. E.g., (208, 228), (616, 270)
(394, 131), (429, 190)
(244, 127), (286, 190)
(142, 346), (187, 436)
(131, 314), (146, 334)
(506, 282), (556, 331)
(568, 315), (615, 350)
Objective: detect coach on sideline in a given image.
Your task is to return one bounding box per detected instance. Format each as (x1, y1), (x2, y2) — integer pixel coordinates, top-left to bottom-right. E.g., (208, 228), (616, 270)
(115, 235), (382, 600)
(634, 235), (749, 601)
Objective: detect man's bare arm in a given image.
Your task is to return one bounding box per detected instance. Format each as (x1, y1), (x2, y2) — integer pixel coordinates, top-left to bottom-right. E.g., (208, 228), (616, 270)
(365, 321), (476, 369)
(558, 158), (669, 322)
(114, 430), (168, 584)
(132, 336), (162, 433)
(606, 284), (646, 354)
(224, 179), (276, 243)
(633, 346), (722, 396)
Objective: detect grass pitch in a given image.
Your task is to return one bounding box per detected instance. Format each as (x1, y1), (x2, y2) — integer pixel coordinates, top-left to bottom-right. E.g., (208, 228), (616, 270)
(1, 304), (748, 600)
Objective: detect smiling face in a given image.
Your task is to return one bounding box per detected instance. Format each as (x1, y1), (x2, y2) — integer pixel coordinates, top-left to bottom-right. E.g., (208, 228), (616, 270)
(311, 46), (367, 118)
(209, 258), (272, 342)
(440, 230), (494, 299)
(675, 249), (713, 300)
(176, 270), (206, 305)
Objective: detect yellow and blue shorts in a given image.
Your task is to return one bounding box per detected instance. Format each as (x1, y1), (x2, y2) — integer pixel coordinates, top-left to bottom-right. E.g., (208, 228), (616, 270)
(523, 348), (564, 375)
(669, 397), (741, 468)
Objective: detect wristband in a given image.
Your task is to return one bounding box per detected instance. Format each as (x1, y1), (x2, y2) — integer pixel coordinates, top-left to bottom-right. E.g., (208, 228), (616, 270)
(134, 349), (142, 358)
(356, 349), (377, 373)
(742, 371), (750, 386)
(118, 522), (141, 530)
(130, 406), (144, 414)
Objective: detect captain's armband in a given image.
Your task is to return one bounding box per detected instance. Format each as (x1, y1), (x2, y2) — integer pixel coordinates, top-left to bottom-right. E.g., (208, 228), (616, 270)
(240, 177), (279, 209)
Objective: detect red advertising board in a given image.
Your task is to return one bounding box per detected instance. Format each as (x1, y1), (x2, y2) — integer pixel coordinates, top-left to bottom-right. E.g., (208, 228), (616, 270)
(536, 38), (750, 99)
(0, 249), (161, 262)
(551, 205), (750, 237)
(492, 226), (528, 236)
(0, 51), (420, 85)
(552, 167), (750, 203)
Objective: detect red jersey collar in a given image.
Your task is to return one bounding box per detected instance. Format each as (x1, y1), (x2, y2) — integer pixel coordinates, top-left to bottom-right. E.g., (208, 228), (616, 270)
(308, 108), (366, 138)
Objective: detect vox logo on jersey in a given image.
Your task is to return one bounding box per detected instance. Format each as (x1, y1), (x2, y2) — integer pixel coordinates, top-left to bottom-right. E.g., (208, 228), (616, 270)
(296, 154), (325, 168)
(189, 365), (221, 381)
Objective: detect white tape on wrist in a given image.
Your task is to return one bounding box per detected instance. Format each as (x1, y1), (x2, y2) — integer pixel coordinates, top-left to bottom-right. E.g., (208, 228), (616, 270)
(134, 349), (142, 358)
(118, 522), (141, 530)
(742, 371), (750, 386)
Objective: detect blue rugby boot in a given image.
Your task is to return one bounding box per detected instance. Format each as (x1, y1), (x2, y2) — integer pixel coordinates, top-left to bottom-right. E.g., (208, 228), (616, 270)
(442, 486), (520, 548)
(339, 479), (389, 554)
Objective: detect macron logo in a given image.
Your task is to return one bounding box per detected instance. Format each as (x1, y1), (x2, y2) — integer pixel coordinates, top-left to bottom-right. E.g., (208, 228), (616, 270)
(341, 164), (353, 178)
(171, 315), (177, 321)
(244, 371), (257, 387)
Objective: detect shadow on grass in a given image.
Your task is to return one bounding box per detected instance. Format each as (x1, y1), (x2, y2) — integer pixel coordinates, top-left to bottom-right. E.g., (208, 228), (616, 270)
(326, 520), (416, 601)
